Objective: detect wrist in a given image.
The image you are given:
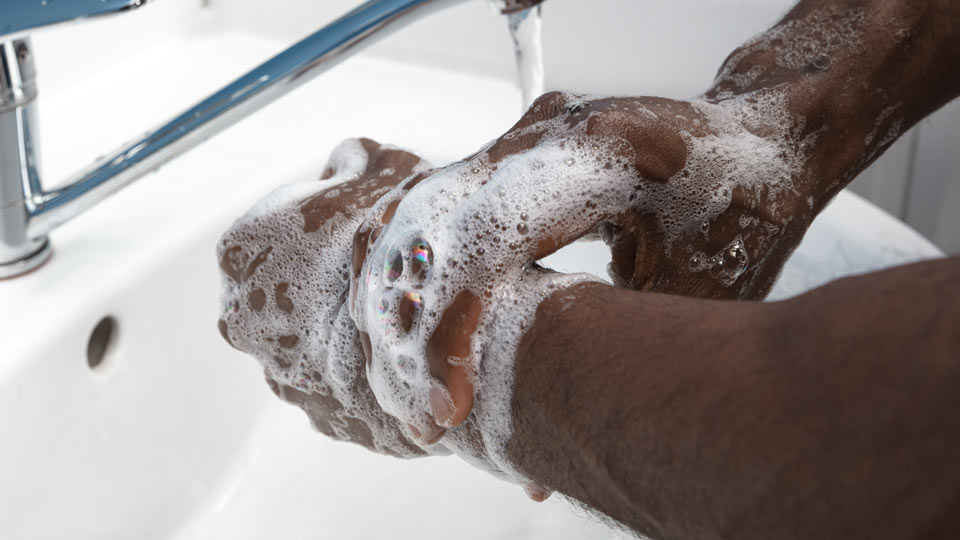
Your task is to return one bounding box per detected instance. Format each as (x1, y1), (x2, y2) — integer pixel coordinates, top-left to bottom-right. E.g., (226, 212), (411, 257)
(707, 0), (960, 211)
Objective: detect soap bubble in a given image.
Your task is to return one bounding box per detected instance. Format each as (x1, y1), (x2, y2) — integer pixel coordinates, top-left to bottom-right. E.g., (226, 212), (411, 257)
(377, 295), (391, 320)
(409, 238), (433, 281)
(384, 247), (403, 285)
(398, 291), (423, 333)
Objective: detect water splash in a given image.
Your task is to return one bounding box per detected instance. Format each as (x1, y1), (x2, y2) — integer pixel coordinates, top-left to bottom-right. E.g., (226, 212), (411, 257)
(506, 6), (545, 111)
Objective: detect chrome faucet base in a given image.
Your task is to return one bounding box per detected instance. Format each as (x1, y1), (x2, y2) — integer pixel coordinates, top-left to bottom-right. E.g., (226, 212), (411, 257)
(1, 37), (44, 275)
(0, 238), (49, 279)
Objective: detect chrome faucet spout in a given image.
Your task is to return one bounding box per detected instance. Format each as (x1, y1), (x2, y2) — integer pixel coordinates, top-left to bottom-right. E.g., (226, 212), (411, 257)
(0, 0), (150, 42)
(0, 0), (469, 278)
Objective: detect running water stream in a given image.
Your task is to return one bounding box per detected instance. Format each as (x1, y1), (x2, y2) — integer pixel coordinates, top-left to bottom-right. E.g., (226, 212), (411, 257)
(506, 5), (545, 111)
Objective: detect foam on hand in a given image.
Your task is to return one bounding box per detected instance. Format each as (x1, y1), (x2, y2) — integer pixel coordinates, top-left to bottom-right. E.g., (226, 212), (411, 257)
(215, 2), (884, 504)
(217, 138), (435, 458)
(349, 83), (810, 490)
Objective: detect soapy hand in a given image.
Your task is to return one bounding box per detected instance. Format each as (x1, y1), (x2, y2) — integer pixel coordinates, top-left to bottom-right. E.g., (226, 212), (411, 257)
(217, 88), (815, 476)
(217, 138), (442, 457)
(347, 89), (815, 487)
(462, 91), (813, 301)
(217, 0), (960, 531)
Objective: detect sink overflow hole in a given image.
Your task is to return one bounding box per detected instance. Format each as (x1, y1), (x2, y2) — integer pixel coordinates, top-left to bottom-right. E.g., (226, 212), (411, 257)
(87, 316), (118, 370)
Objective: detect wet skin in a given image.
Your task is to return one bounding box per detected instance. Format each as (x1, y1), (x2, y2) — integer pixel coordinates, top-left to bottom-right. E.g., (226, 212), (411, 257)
(218, 139), (431, 455)
(217, 0), (960, 537)
(342, 92), (809, 445)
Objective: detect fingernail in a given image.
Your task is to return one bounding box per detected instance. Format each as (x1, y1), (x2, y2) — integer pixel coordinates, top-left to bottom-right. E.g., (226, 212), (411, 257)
(407, 422), (445, 445)
(430, 387), (455, 428)
(423, 425), (445, 445)
(523, 483), (552, 502)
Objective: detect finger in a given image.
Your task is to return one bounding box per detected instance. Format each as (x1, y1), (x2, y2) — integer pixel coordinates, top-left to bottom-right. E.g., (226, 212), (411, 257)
(406, 423), (446, 446)
(319, 138), (380, 181)
(470, 140), (637, 267)
(320, 137), (425, 182)
(425, 290), (481, 428)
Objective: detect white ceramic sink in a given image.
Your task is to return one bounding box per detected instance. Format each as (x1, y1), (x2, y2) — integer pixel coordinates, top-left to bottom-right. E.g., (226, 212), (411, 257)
(0, 30), (942, 540)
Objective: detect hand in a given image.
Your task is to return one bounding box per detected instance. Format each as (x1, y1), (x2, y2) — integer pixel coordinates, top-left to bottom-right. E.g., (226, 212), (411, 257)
(488, 91), (816, 300)
(346, 90), (816, 495)
(217, 138), (443, 457)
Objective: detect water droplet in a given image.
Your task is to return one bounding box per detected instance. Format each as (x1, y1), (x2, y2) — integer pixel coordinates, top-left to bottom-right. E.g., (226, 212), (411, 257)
(690, 237), (749, 286)
(520, 213), (529, 221)
(723, 243), (748, 271)
(517, 223), (529, 235)
(565, 158), (575, 166)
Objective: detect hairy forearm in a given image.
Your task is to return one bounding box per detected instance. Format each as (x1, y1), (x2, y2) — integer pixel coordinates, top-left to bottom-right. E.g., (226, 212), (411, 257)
(708, 0), (960, 207)
(508, 257), (960, 540)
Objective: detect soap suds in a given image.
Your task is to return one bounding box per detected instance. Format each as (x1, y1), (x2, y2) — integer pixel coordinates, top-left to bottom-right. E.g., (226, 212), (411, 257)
(350, 82), (808, 487)
(217, 139), (433, 458)
(712, 6), (867, 99)
(215, 6), (859, 494)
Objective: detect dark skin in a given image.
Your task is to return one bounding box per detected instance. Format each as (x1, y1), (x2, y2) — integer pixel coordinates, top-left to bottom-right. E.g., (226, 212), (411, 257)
(512, 261), (960, 540)
(217, 0), (960, 537)
(506, 1), (960, 536)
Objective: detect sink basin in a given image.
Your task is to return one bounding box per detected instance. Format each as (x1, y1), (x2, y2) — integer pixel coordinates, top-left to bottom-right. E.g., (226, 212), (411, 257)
(0, 30), (942, 540)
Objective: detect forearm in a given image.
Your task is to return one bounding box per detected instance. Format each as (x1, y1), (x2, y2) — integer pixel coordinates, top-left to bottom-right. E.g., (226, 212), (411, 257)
(507, 257), (960, 540)
(708, 0), (960, 207)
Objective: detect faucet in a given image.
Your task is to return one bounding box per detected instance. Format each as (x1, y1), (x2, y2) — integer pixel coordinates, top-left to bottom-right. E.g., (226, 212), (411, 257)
(0, 0), (544, 278)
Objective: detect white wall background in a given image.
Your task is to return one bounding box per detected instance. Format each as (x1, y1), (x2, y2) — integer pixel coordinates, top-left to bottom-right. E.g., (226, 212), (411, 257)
(30, 0), (960, 252)
(208, 0), (960, 254)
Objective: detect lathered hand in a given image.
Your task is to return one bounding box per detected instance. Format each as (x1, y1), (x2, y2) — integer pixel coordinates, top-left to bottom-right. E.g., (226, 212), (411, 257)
(346, 88), (820, 495)
(217, 138), (440, 457)
(219, 0), (960, 527)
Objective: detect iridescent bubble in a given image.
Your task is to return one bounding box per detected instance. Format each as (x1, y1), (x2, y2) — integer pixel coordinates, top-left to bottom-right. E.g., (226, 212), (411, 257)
(384, 247), (403, 285)
(398, 291), (423, 333)
(409, 238), (433, 281)
(377, 295), (391, 320)
(404, 290), (422, 307)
